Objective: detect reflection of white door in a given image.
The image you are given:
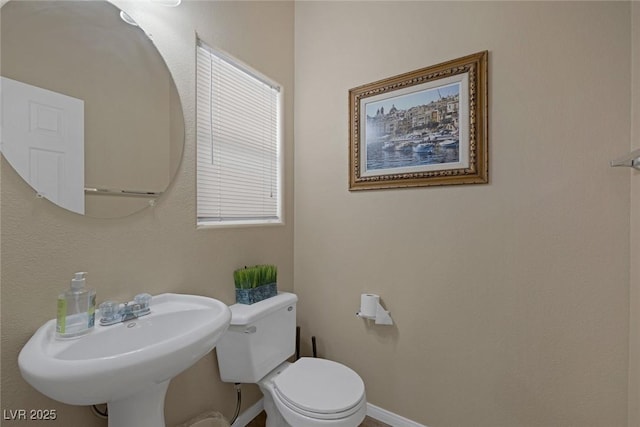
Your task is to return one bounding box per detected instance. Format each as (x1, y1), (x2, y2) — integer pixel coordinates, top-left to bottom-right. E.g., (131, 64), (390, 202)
(1, 77), (84, 214)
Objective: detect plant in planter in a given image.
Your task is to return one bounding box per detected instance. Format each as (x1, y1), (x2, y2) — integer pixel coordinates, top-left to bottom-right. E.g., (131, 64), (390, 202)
(234, 264), (278, 304)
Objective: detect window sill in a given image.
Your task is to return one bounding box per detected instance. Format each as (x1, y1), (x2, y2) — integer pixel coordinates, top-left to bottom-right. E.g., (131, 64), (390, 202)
(196, 218), (284, 229)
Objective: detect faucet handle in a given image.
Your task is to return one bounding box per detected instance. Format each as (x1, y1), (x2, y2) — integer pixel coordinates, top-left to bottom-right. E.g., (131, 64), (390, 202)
(99, 301), (120, 324)
(134, 293), (152, 308)
(133, 293), (152, 315)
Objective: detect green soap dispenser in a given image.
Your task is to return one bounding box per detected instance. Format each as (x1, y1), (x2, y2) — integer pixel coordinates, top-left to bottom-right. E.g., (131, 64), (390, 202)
(56, 272), (96, 339)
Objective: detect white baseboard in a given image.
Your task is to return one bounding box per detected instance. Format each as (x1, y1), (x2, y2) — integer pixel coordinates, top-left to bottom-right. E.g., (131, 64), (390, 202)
(231, 398), (264, 427)
(366, 403), (427, 427)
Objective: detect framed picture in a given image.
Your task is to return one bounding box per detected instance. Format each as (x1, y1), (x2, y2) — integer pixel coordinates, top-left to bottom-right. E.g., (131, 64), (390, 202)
(349, 51), (488, 190)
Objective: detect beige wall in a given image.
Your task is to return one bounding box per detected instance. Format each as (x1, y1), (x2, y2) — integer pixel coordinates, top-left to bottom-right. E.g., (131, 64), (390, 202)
(630, 3), (640, 427)
(0, 1), (294, 426)
(294, 2), (631, 427)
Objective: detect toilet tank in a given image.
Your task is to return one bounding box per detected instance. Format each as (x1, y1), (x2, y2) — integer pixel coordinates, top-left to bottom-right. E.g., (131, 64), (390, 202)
(216, 292), (297, 383)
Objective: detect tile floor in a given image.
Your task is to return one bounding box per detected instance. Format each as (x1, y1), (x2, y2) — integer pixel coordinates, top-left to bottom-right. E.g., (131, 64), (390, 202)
(246, 411), (390, 427)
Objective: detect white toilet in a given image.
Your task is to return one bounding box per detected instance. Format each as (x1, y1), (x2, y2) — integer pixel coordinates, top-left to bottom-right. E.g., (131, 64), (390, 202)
(216, 292), (367, 427)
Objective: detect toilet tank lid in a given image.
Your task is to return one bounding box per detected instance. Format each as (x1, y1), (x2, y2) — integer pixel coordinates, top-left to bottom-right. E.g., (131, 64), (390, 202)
(229, 292), (298, 325)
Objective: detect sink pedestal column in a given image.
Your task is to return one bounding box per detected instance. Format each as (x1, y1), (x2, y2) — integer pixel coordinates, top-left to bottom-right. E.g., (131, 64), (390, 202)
(107, 380), (170, 427)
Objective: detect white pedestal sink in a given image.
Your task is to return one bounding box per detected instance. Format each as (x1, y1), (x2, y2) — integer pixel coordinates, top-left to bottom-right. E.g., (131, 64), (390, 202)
(18, 293), (231, 427)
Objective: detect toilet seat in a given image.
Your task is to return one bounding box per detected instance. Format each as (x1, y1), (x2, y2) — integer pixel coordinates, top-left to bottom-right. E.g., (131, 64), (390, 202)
(273, 358), (365, 420)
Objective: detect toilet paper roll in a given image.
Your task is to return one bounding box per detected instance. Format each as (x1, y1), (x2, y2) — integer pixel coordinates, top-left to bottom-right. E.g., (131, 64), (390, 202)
(360, 294), (379, 318)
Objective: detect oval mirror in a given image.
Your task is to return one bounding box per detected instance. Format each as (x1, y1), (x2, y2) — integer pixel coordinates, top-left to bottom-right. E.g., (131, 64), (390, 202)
(0, 0), (184, 218)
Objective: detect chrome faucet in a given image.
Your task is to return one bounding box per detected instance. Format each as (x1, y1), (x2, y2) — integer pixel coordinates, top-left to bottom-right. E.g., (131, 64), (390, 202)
(99, 293), (152, 326)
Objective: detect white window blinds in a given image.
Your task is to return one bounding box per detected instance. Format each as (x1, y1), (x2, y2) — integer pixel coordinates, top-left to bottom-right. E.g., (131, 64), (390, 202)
(196, 40), (282, 226)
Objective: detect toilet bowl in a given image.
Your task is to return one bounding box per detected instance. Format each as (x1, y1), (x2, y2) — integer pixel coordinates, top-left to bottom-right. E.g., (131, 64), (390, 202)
(215, 293), (367, 427)
(259, 358), (366, 427)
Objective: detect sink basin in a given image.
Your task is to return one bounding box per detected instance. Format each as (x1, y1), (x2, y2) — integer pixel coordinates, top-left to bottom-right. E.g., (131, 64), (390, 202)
(18, 293), (231, 427)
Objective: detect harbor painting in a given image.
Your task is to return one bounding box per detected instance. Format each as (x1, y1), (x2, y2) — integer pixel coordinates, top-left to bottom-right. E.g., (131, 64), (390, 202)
(349, 51), (489, 190)
(364, 82), (462, 172)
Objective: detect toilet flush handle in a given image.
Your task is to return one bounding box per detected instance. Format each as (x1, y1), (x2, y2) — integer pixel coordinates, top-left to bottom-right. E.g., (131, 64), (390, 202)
(244, 326), (257, 334)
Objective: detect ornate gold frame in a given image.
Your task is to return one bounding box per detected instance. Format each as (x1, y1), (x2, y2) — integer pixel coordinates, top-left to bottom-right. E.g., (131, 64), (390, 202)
(349, 51), (488, 190)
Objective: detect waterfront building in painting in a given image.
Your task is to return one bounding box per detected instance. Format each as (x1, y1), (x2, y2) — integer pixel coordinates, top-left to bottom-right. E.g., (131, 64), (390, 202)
(366, 93), (459, 142)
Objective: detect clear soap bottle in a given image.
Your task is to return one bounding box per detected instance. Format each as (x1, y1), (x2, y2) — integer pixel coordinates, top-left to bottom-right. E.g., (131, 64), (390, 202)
(56, 272), (96, 339)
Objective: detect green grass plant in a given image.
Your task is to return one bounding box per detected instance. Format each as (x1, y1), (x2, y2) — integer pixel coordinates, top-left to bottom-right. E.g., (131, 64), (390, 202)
(234, 265), (277, 289)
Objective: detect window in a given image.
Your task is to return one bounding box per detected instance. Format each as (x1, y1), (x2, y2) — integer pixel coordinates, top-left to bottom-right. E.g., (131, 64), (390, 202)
(196, 39), (282, 227)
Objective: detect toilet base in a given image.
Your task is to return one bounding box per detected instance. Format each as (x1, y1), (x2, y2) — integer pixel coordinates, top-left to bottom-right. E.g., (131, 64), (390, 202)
(259, 384), (291, 427)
